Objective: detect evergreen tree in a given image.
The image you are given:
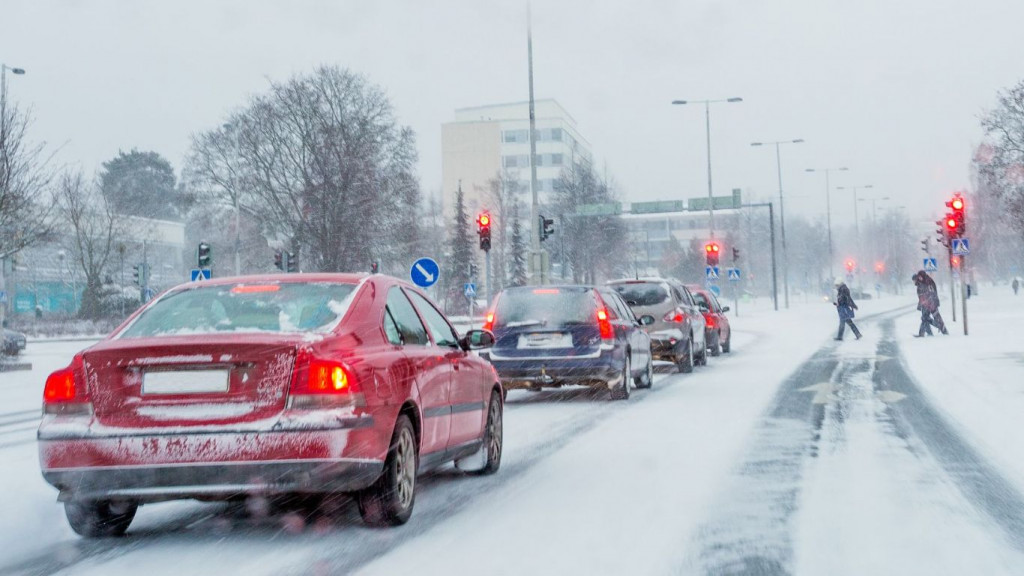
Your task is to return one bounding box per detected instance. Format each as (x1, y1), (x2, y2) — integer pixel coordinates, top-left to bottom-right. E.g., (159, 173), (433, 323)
(510, 203), (528, 286)
(446, 184), (474, 313)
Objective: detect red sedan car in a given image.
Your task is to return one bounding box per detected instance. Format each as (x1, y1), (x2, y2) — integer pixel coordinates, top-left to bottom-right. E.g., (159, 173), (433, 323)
(39, 274), (503, 536)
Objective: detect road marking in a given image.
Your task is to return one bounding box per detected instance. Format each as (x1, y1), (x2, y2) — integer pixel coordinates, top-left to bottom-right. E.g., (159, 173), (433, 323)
(799, 382), (837, 404)
(876, 390), (907, 404)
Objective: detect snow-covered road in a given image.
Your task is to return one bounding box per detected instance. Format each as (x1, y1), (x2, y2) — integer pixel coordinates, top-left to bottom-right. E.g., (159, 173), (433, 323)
(4, 292), (1024, 575)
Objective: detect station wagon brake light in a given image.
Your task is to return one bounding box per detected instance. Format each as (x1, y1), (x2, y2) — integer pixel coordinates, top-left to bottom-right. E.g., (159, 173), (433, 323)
(597, 308), (613, 340)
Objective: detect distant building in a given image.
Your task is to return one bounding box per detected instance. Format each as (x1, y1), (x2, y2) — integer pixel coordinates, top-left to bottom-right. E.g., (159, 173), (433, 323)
(622, 206), (742, 274)
(441, 99), (592, 219)
(5, 216), (186, 316)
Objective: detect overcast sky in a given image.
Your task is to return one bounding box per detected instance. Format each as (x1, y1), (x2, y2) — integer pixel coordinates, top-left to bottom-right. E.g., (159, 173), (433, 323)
(3, 0), (1023, 232)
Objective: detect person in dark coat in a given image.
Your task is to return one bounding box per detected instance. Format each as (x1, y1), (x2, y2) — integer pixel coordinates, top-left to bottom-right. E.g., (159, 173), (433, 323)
(912, 271), (948, 337)
(833, 278), (861, 341)
(1014, 277), (1020, 296)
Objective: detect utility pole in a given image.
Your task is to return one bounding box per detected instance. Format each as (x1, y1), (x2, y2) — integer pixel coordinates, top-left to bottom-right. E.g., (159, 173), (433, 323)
(526, 4), (548, 284)
(742, 202), (778, 311)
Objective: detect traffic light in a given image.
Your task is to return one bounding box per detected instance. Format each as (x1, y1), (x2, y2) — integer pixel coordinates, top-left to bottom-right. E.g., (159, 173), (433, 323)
(286, 252), (298, 273)
(845, 259), (856, 274)
(132, 263), (149, 286)
(935, 219), (950, 248)
(875, 261), (885, 273)
(274, 250), (284, 271)
(197, 242), (212, 268)
(539, 216), (555, 242)
(920, 238), (930, 253)
(469, 262), (478, 277)
(946, 194), (966, 237)
(477, 212), (492, 251)
(370, 261), (379, 274)
(704, 242), (720, 266)
(732, 248), (740, 262)
(951, 255), (961, 268)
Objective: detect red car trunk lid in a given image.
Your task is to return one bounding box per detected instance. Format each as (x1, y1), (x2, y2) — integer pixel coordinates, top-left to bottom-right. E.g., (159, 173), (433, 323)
(83, 336), (300, 429)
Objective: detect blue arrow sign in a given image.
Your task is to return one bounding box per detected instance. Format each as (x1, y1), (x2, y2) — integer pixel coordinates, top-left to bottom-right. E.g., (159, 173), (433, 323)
(190, 268), (211, 282)
(410, 257), (440, 288)
(727, 268), (741, 282)
(951, 238), (970, 256)
(464, 283), (477, 298)
(705, 266), (720, 281)
(923, 257), (938, 272)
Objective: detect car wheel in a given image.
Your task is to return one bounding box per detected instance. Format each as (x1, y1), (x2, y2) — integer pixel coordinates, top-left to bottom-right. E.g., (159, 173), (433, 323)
(464, 390), (503, 476)
(64, 500), (138, 538)
(677, 337), (694, 374)
(358, 415), (417, 526)
(610, 354), (631, 400)
(634, 355), (653, 389)
(721, 334), (731, 354)
(710, 332), (722, 357)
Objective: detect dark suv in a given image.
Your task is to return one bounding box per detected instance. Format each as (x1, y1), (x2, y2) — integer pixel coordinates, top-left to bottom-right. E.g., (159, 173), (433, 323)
(482, 286), (654, 400)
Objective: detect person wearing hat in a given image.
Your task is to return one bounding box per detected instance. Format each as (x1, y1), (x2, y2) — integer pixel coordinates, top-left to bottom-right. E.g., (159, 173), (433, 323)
(912, 270), (947, 337)
(833, 278), (861, 341)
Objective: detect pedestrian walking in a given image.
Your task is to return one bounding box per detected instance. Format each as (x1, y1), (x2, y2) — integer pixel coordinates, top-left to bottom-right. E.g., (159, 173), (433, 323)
(833, 278), (862, 341)
(912, 271), (948, 337)
(1013, 277), (1020, 296)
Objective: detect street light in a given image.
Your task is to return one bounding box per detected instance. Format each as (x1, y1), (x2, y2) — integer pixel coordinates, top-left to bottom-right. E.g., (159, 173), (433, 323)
(672, 97), (743, 239)
(806, 166), (849, 279)
(836, 184), (873, 236)
(751, 138), (804, 308)
(0, 63), (26, 106)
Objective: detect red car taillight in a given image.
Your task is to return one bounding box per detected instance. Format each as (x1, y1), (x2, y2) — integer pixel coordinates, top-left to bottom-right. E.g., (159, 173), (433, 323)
(705, 314), (716, 328)
(597, 308), (613, 340)
(43, 354), (92, 415)
(289, 349), (361, 409)
(662, 309), (685, 323)
(483, 311), (495, 332)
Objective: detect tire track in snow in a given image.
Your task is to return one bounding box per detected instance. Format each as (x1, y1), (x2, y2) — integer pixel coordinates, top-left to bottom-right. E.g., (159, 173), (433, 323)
(875, 318), (1024, 552)
(688, 307), (910, 575)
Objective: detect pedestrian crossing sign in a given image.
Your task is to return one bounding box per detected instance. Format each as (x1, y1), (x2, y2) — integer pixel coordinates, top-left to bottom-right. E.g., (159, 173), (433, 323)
(706, 266), (720, 280)
(923, 258), (938, 272)
(951, 238), (969, 256)
(727, 268), (741, 282)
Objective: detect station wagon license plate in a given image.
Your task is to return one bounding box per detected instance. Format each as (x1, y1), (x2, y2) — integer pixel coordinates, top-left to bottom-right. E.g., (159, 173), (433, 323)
(142, 370), (230, 395)
(518, 332), (573, 349)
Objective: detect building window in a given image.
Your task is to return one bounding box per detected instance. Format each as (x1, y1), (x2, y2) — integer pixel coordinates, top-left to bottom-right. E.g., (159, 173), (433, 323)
(550, 128), (562, 141)
(551, 153), (563, 166)
(502, 156), (517, 168)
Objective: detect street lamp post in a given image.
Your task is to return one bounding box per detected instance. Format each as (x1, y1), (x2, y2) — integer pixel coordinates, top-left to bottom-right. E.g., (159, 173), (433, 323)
(805, 166), (849, 279)
(836, 184), (873, 237)
(751, 138), (804, 308)
(672, 97), (743, 240)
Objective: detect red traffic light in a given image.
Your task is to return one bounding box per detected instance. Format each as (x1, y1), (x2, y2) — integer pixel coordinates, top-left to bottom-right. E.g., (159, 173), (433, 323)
(945, 217), (958, 230)
(478, 213), (490, 227)
(845, 259), (856, 271)
(705, 242), (720, 253)
(950, 197), (964, 211)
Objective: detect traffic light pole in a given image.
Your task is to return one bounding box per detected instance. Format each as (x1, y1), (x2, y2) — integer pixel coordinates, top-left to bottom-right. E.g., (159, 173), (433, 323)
(485, 249), (492, 310)
(961, 255), (969, 336)
(742, 202), (779, 311)
(947, 246), (956, 323)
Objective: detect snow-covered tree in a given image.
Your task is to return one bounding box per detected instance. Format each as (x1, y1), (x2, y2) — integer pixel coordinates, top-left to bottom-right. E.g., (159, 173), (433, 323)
(185, 66), (421, 274)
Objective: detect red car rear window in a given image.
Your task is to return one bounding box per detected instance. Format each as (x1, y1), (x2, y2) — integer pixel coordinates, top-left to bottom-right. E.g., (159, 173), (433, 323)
(119, 282), (357, 338)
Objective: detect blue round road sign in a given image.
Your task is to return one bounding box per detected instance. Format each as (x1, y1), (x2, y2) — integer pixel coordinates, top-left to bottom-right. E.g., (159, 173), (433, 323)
(410, 257), (440, 288)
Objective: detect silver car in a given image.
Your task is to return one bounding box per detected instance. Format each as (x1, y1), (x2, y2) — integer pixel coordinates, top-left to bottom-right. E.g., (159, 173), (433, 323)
(608, 279), (707, 373)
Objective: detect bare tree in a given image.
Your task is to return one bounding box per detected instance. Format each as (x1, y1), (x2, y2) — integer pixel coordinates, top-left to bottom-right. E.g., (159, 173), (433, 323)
(57, 171), (123, 319)
(186, 66), (422, 274)
(553, 158), (628, 284)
